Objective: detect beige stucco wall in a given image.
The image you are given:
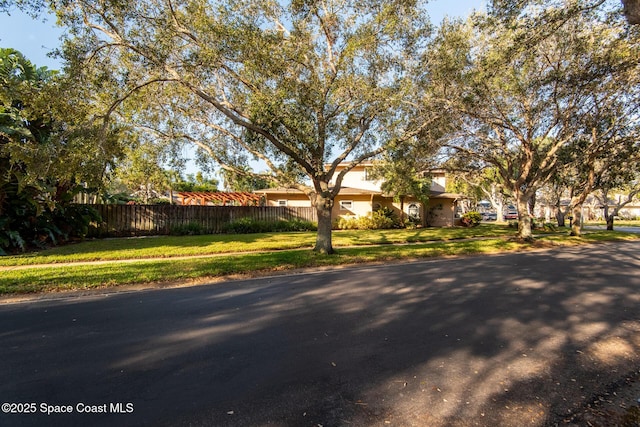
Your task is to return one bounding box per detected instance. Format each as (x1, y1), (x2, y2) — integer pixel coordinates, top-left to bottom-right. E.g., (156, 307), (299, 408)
(261, 192), (458, 227)
(430, 173), (446, 193)
(330, 164), (448, 194)
(338, 194), (457, 227)
(263, 194), (375, 218)
(335, 166), (382, 192)
(263, 194), (310, 207)
(332, 195), (374, 220)
(427, 198), (456, 227)
(376, 196), (455, 227)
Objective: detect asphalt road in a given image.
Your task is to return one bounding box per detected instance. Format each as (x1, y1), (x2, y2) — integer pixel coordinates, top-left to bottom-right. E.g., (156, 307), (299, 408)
(585, 225), (640, 234)
(1, 242), (639, 427)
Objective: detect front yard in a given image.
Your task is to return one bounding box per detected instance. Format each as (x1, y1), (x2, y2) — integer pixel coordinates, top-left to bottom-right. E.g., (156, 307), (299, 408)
(0, 224), (519, 266)
(1, 224), (638, 295)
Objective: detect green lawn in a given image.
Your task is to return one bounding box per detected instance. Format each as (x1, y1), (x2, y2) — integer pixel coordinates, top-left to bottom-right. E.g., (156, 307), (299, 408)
(585, 220), (640, 227)
(0, 224), (516, 267)
(1, 226), (638, 295)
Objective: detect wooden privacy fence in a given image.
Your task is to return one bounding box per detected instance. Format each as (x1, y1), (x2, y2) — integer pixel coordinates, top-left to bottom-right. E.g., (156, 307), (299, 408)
(86, 204), (318, 237)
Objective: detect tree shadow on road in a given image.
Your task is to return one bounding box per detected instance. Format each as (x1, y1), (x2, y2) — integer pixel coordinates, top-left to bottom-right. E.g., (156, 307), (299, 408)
(1, 243), (639, 427)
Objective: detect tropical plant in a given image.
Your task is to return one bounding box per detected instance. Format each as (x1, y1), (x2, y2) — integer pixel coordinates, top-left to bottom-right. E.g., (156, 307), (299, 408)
(0, 48), (119, 253)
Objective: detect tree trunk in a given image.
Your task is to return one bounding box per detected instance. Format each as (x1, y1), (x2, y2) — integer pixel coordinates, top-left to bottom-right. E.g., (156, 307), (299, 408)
(516, 194), (533, 240)
(495, 203), (504, 223)
(603, 204), (614, 230)
(313, 191), (334, 254)
(606, 214), (615, 231)
(556, 209), (565, 227)
(528, 192), (536, 219)
(622, 0), (640, 24)
(570, 204), (582, 236)
(399, 195), (405, 224)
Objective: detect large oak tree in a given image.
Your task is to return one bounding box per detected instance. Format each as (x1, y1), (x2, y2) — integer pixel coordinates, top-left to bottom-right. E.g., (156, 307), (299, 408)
(53, 0), (433, 254)
(425, 5), (638, 239)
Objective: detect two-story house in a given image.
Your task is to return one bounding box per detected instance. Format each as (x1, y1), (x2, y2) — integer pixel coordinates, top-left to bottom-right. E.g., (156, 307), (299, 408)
(254, 162), (465, 227)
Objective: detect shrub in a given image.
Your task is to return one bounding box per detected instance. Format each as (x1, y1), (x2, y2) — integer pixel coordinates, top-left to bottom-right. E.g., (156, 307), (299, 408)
(335, 210), (395, 230)
(283, 219), (318, 232)
(149, 198), (171, 205)
(55, 204), (102, 239)
(376, 206), (397, 220)
(460, 211), (482, 227)
(223, 218), (317, 234)
(0, 201), (101, 255)
(0, 219), (26, 255)
(336, 216), (359, 230)
(170, 222), (208, 236)
(403, 218), (418, 229)
(530, 218), (557, 232)
(363, 210), (396, 229)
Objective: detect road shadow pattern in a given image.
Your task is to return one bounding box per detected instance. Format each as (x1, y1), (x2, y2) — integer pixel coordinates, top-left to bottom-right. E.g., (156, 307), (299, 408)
(0, 242), (639, 427)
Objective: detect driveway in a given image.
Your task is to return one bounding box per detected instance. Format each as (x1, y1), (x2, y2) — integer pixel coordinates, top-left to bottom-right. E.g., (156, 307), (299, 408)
(0, 242), (639, 427)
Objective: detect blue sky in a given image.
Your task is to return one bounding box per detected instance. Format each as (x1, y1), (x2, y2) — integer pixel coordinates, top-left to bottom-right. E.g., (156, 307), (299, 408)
(0, 10), (64, 69)
(0, 1), (486, 179)
(0, 1), (486, 69)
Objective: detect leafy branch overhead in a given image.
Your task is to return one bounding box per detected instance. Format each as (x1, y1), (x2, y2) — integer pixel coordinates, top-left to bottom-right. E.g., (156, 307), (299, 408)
(54, 0), (435, 253)
(1, 0), (638, 255)
(426, 2), (639, 239)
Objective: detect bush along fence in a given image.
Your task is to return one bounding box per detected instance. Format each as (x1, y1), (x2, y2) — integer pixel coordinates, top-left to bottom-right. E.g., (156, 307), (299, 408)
(86, 204), (318, 237)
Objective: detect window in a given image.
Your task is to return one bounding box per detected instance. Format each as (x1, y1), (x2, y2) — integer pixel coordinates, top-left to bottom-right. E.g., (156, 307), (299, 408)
(339, 200), (353, 210)
(277, 200), (287, 207)
(408, 203), (420, 220)
(364, 167), (374, 181)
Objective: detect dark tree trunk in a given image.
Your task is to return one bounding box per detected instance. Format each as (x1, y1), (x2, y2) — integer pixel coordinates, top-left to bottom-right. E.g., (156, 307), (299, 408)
(313, 191), (334, 254)
(623, 0), (640, 24)
(603, 204), (614, 231)
(606, 215), (614, 231)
